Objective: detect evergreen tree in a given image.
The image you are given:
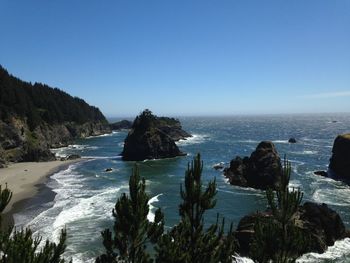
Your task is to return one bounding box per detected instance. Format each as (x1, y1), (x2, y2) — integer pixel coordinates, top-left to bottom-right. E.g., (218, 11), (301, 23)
(251, 158), (307, 263)
(155, 154), (236, 263)
(0, 184), (70, 263)
(96, 165), (164, 263)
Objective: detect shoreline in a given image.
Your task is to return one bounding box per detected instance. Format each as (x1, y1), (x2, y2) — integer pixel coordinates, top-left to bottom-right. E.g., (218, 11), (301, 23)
(0, 159), (83, 228)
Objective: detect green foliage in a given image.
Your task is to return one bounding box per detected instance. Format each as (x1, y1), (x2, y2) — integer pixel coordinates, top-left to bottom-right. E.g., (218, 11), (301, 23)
(131, 109), (181, 133)
(133, 109), (157, 132)
(155, 154), (236, 263)
(251, 158), (307, 263)
(0, 65), (107, 130)
(96, 165), (164, 263)
(0, 184), (70, 263)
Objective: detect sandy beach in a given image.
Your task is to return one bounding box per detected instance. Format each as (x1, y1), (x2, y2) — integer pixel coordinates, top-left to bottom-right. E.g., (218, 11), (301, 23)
(0, 160), (81, 216)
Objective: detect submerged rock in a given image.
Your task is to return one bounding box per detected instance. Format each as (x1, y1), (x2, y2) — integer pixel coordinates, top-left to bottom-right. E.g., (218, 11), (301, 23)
(121, 109), (189, 161)
(224, 141), (282, 190)
(314, 170), (328, 177)
(235, 202), (349, 257)
(329, 133), (350, 180)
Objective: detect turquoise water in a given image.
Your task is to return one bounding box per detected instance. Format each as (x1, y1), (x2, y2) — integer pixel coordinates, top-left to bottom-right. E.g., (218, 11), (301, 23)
(15, 114), (350, 262)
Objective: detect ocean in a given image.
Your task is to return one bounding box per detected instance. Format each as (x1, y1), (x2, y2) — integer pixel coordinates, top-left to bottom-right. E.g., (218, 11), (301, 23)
(14, 114), (350, 262)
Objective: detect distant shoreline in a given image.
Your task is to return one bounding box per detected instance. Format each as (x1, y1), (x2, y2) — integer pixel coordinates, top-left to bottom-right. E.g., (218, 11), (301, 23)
(0, 159), (83, 229)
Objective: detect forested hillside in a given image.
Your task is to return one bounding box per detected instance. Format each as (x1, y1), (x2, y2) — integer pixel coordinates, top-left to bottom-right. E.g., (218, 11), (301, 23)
(0, 66), (107, 129)
(0, 65), (110, 166)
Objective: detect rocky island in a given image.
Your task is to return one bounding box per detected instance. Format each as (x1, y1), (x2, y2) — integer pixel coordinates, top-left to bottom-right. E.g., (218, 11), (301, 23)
(329, 133), (350, 179)
(0, 66), (111, 167)
(313, 133), (350, 184)
(223, 141), (282, 190)
(121, 109), (191, 161)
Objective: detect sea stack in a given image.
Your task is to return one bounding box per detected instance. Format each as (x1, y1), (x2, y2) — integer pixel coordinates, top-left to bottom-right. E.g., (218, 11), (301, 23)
(235, 202), (349, 257)
(329, 133), (350, 179)
(224, 141), (282, 190)
(121, 109), (190, 161)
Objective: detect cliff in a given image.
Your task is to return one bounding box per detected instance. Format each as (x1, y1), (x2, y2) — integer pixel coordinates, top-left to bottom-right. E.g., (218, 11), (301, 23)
(121, 109), (190, 161)
(0, 66), (110, 166)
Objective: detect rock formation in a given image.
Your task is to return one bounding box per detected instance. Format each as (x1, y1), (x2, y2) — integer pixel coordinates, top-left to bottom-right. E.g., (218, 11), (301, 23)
(329, 133), (350, 180)
(121, 110), (189, 161)
(235, 202), (349, 257)
(157, 117), (192, 141)
(288, 138), (297, 143)
(224, 141), (282, 190)
(109, 120), (132, 130)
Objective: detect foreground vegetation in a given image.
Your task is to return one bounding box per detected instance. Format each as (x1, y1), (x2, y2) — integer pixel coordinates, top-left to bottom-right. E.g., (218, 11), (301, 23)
(0, 154), (343, 262)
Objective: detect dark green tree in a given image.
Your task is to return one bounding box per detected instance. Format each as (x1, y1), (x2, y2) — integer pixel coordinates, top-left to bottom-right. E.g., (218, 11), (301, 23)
(0, 184), (70, 263)
(155, 154), (236, 263)
(96, 165), (164, 263)
(251, 158), (307, 263)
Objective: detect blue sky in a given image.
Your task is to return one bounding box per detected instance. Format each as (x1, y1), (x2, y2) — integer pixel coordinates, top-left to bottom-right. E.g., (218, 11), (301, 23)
(1, 0), (349, 117)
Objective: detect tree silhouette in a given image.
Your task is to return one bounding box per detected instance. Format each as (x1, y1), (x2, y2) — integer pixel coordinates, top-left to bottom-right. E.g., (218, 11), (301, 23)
(0, 184), (70, 263)
(155, 154), (236, 263)
(96, 165), (164, 263)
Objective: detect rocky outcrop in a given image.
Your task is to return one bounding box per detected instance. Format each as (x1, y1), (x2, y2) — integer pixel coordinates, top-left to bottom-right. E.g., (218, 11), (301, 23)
(0, 118), (110, 165)
(329, 133), (350, 180)
(224, 141), (282, 190)
(157, 117), (192, 141)
(121, 110), (188, 161)
(288, 138), (297, 143)
(235, 202), (349, 257)
(109, 120), (132, 131)
(314, 170), (328, 177)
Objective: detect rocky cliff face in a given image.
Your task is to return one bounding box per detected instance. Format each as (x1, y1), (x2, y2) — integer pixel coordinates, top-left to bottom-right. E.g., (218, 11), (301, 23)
(224, 141), (282, 190)
(329, 133), (350, 179)
(0, 117), (110, 165)
(121, 110), (189, 161)
(235, 202), (349, 257)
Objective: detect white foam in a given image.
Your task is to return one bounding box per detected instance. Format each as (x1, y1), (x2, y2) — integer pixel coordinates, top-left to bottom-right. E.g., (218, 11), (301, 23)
(297, 238), (350, 262)
(176, 134), (209, 146)
(237, 139), (260, 144)
(23, 164), (128, 247)
(85, 133), (113, 139)
(51, 144), (99, 158)
(233, 255), (255, 263)
(147, 194), (163, 222)
(289, 179), (302, 189)
(291, 150), (318, 155)
(272, 140), (289, 144)
(312, 188), (350, 207)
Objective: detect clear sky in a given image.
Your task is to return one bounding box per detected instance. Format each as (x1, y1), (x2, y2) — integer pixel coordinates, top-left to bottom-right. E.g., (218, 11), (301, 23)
(1, 0), (349, 117)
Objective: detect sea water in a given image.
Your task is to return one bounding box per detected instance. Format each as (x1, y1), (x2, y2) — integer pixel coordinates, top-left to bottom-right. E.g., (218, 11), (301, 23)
(14, 114), (350, 262)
